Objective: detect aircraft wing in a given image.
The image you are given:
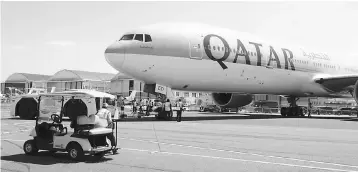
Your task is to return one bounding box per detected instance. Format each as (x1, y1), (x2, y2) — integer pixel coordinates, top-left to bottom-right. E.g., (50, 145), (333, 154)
(313, 74), (358, 93)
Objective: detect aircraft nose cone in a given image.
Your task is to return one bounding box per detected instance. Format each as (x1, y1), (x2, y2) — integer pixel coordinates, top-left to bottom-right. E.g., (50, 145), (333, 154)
(105, 42), (125, 70)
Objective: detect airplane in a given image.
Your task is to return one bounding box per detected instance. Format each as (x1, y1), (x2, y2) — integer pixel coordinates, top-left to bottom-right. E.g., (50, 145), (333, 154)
(104, 22), (358, 117)
(122, 90), (137, 103)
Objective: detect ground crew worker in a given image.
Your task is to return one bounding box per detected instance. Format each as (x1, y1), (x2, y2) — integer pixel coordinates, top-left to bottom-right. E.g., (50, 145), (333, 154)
(308, 101), (312, 117)
(146, 99), (151, 116)
(164, 99), (172, 120)
(176, 99), (183, 122)
(139, 99), (144, 114)
(132, 99), (137, 113)
(118, 96), (125, 117)
(95, 103), (117, 150)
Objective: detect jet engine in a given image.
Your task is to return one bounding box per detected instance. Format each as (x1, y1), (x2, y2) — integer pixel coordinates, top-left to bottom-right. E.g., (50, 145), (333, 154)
(353, 81), (358, 104)
(212, 93), (253, 108)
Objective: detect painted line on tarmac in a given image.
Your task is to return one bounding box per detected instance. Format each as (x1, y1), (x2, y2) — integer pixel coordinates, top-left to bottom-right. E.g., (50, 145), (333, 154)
(2, 138), (356, 172)
(122, 148), (357, 172)
(119, 137), (358, 169)
(13, 122), (33, 125)
(1, 139), (25, 142)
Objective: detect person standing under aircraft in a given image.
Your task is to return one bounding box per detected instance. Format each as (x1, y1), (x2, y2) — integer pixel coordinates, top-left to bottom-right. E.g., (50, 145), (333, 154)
(95, 103), (117, 149)
(132, 99), (137, 113)
(145, 99), (150, 116)
(118, 96), (125, 118)
(164, 99), (172, 120)
(176, 99), (183, 122)
(139, 99), (144, 114)
(308, 101), (312, 117)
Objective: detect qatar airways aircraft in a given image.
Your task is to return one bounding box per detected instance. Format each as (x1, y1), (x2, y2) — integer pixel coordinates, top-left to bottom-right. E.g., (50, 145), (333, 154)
(104, 23), (358, 117)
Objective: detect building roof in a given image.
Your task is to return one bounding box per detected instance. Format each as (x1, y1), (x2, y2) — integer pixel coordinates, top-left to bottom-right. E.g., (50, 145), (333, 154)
(5, 73), (51, 83)
(48, 69), (116, 82)
(111, 72), (133, 81)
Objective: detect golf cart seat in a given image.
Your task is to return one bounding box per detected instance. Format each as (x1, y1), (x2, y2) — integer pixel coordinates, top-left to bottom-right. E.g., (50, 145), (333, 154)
(70, 119), (113, 137)
(86, 128), (112, 135)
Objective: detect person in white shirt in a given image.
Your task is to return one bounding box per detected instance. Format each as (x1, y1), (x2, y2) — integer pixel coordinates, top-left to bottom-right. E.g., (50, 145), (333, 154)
(163, 99), (172, 120)
(95, 103), (116, 148)
(176, 99), (183, 122)
(95, 103), (112, 128)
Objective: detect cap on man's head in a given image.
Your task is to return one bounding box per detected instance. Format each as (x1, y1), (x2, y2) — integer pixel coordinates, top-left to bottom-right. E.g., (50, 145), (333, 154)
(102, 103), (109, 108)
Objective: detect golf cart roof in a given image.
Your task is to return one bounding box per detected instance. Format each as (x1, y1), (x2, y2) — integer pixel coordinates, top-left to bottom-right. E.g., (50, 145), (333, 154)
(53, 89), (116, 99)
(17, 89), (116, 99)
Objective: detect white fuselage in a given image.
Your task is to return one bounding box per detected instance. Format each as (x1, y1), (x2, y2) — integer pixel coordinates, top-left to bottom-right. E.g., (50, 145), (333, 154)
(104, 23), (357, 97)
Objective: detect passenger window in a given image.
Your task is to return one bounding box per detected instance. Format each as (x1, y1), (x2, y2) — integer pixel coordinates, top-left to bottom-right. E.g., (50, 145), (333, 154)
(120, 34), (134, 40)
(145, 34), (152, 42)
(134, 34), (143, 41)
(213, 46), (216, 50)
(217, 46), (220, 51)
(198, 44), (201, 49)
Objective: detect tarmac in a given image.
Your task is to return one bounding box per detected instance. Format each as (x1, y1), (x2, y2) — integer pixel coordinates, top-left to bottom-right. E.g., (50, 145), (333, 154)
(1, 108), (358, 172)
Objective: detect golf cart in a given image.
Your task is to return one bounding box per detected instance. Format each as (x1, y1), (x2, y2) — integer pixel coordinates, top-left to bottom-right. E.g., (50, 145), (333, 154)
(23, 93), (119, 161)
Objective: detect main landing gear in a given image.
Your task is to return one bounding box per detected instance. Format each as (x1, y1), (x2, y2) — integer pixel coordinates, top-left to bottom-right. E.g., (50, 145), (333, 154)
(280, 97), (305, 117)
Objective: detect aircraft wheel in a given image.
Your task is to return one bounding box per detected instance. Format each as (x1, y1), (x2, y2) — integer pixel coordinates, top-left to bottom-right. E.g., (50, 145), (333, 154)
(67, 143), (84, 161)
(281, 108), (287, 117)
(23, 140), (38, 155)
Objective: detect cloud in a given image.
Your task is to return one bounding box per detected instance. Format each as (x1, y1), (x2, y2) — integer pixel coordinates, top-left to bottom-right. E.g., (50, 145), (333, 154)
(47, 41), (77, 46)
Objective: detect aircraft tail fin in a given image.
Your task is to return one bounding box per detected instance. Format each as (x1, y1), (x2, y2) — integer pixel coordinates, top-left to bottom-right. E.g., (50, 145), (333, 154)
(125, 90), (137, 101)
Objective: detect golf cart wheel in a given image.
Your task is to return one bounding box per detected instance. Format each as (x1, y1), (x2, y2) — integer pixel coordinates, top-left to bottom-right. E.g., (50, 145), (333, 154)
(23, 140), (38, 155)
(67, 143), (84, 161)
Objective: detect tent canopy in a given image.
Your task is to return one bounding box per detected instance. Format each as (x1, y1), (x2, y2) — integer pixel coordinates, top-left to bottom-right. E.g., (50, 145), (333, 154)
(5, 73), (51, 83)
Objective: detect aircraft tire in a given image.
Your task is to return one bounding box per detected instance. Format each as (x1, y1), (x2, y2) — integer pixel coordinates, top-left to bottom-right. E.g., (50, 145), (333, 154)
(281, 107), (287, 117)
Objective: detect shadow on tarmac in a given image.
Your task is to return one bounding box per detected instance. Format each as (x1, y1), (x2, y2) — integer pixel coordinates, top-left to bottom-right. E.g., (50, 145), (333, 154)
(1, 151), (113, 165)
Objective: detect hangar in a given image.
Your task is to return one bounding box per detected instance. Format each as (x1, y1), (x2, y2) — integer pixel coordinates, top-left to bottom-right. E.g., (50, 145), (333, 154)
(47, 69), (115, 93)
(1, 73), (50, 94)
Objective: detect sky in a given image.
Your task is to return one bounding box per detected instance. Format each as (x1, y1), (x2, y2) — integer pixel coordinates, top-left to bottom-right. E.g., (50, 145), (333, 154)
(2, 1), (358, 82)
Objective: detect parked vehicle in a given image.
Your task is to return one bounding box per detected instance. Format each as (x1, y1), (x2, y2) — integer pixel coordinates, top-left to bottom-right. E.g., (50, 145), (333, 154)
(23, 93), (119, 161)
(199, 105), (220, 112)
(334, 107), (353, 115)
(313, 106), (334, 115)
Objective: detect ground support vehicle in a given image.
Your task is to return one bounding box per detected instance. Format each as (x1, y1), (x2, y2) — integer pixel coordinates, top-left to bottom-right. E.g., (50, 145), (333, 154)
(23, 93), (119, 161)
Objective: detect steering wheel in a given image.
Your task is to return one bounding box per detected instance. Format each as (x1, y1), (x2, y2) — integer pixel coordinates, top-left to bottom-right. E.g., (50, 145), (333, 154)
(51, 114), (61, 124)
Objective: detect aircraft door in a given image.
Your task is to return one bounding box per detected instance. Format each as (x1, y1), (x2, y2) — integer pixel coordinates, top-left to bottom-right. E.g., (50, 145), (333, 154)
(189, 37), (203, 59)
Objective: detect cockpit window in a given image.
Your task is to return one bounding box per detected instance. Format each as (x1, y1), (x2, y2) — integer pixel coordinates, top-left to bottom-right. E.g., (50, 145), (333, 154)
(120, 34), (134, 40)
(145, 34), (152, 42)
(134, 34), (143, 41)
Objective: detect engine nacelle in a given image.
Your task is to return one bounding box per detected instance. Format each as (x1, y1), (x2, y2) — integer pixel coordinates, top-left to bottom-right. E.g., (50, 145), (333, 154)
(354, 81), (358, 104)
(212, 93), (253, 108)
